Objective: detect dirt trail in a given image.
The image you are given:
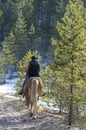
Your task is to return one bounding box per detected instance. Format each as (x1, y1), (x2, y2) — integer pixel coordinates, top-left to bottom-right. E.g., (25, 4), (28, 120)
(0, 93), (68, 130)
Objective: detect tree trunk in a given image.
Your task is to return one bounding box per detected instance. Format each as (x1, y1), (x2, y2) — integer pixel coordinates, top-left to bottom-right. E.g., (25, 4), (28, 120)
(68, 66), (74, 125)
(68, 88), (73, 126)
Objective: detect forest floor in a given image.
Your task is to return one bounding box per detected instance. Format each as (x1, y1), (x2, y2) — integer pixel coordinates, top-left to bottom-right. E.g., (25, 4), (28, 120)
(0, 93), (85, 130)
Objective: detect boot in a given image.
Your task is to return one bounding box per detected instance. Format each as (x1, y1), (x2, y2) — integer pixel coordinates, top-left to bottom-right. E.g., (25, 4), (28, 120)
(42, 92), (45, 96)
(19, 90), (23, 95)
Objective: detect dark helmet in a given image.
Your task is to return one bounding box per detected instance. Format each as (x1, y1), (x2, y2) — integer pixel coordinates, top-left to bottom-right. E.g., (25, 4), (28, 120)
(31, 56), (37, 60)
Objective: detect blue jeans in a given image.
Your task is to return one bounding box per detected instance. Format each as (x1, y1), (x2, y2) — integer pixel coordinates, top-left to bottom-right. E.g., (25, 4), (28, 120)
(21, 76), (29, 92)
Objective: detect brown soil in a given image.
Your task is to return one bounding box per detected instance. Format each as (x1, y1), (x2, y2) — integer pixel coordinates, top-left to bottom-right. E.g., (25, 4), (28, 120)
(0, 93), (68, 130)
(0, 93), (85, 130)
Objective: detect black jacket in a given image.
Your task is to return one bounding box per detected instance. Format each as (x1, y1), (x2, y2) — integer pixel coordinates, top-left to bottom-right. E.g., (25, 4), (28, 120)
(27, 60), (40, 77)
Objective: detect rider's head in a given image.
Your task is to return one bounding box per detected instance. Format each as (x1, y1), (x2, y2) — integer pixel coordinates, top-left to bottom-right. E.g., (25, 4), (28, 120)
(31, 56), (37, 61)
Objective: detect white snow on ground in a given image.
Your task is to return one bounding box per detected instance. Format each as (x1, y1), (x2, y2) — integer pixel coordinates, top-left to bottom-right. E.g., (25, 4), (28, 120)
(0, 77), (59, 110)
(0, 78), (19, 94)
(0, 77), (19, 99)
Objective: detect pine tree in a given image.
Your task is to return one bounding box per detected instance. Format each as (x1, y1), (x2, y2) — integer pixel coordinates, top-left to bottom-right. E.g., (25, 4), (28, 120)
(0, 52), (5, 83)
(32, 0), (68, 59)
(0, 0), (18, 41)
(28, 24), (37, 51)
(17, 50), (33, 79)
(2, 31), (16, 78)
(14, 10), (29, 61)
(22, 0), (34, 29)
(52, 0), (86, 125)
(3, 31), (16, 66)
(0, 0), (3, 19)
(0, 6), (3, 41)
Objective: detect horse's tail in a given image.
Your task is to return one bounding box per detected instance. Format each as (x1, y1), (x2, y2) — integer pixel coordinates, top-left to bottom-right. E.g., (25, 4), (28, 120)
(31, 79), (39, 104)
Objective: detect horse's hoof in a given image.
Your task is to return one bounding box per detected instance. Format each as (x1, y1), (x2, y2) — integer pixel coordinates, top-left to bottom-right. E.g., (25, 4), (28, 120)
(32, 116), (36, 120)
(29, 113), (33, 117)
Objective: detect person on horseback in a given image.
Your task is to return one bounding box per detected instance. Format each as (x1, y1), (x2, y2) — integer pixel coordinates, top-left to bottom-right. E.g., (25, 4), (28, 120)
(19, 56), (45, 96)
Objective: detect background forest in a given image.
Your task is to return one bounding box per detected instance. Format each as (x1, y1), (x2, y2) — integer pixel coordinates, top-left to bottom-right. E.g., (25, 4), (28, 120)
(0, 0), (86, 127)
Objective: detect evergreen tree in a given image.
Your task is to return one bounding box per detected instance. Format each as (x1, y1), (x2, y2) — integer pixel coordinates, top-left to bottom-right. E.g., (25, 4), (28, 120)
(28, 24), (37, 51)
(32, 0), (68, 59)
(0, 0), (4, 41)
(0, 7), (3, 42)
(0, 0), (18, 41)
(3, 31), (16, 66)
(0, 52), (5, 83)
(52, 0), (86, 125)
(2, 31), (16, 78)
(22, 0), (34, 29)
(40, 65), (55, 106)
(17, 50), (33, 79)
(0, 0), (3, 23)
(14, 11), (29, 61)
(83, 0), (86, 7)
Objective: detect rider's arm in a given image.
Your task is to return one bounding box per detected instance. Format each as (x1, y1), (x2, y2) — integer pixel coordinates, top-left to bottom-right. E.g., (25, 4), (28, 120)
(25, 63), (30, 76)
(38, 62), (40, 72)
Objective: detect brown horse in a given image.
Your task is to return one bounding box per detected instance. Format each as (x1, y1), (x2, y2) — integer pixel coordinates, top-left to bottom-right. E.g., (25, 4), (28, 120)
(24, 77), (43, 119)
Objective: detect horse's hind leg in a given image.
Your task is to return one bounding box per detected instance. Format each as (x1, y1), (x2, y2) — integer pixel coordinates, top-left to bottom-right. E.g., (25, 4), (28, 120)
(25, 95), (30, 107)
(32, 103), (37, 119)
(33, 104), (37, 119)
(29, 103), (36, 119)
(29, 112), (33, 117)
(29, 103), (34, 117)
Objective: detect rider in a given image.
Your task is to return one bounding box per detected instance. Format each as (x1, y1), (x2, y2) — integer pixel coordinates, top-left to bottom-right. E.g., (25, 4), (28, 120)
(19, 55), (45, 95)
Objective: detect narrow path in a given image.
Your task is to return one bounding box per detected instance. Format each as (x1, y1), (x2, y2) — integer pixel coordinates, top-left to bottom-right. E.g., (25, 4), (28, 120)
(0, 93), (67, 130)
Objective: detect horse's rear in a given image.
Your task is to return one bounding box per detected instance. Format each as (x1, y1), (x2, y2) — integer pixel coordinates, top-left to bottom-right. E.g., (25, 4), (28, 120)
(24, 77), (43, 118)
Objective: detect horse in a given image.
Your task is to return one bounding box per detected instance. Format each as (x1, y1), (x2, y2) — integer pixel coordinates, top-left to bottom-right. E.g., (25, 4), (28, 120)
(24, 77), (43, 119)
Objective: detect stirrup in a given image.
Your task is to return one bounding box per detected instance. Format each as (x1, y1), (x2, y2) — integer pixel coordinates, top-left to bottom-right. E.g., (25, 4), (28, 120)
(19, 91), (23, 95)
(42, 92), (45, 96)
